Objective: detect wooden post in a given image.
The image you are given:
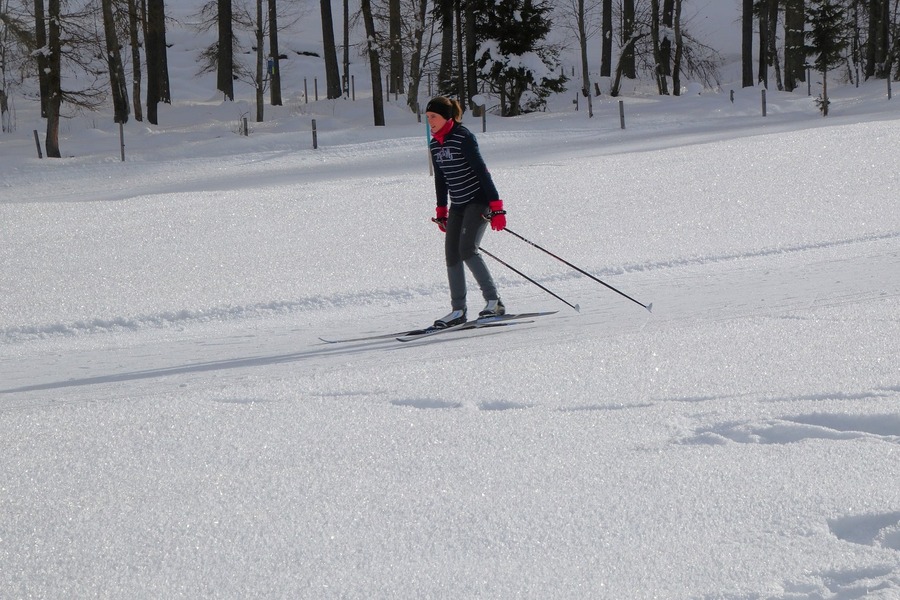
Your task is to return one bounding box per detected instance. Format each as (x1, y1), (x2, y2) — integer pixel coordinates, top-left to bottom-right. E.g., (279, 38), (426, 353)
(312, 119), (318, 149)
(888, 77), (892, 100)
(304, 78), (308, 103)
(352, 75), (355, 101)
(33, 130), (43, 158)
(618, 100), (625, 129)
(761, 89), (767, 117)
(730, 89), (735, 103)
(119, 122), (125, 161)
(472, 94), (487, 133)
(314, 78), (318, 101)
(242, 117), (249, 136)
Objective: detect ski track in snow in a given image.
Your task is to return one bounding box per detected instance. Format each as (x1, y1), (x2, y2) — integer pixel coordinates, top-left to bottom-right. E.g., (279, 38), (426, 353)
(2, 224), (897, 343)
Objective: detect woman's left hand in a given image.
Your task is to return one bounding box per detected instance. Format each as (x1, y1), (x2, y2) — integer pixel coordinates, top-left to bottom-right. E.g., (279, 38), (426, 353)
(487, 200), (506, 231)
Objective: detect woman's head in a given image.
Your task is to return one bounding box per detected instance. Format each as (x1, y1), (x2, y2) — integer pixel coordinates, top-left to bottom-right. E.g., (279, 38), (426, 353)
(425, 97), (462, 133)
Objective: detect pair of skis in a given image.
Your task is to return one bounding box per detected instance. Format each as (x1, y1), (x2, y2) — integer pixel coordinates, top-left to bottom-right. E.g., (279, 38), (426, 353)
(319, 311), (557, 344)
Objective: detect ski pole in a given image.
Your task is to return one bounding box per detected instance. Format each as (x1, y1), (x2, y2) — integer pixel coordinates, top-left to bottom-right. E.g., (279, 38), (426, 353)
(479, 246), (580, 313)
(504, 227), (652, 312)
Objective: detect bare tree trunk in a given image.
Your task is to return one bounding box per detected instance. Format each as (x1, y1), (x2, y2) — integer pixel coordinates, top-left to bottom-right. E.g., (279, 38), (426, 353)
(437, 0), (454, 95)
(389, 0), (403, 93)
(360, 0), (385, 125)
(768, 0), (783, 90)
(465, 0), (476, 105)
(650, 0), (669, 94)
(600, 0), (611, 78)
(217, 0), (234, 100)
(783, 0), (805, 91)
(742, 0), (754, 87)
(621, 0), (636, 79)
(611, 33), (646, 96)
(256, 0), (264, 121)
(321, 0), (342, 98)
(758, 0), (769, 86)
(407, 0), (427, 112)
(268, 0), (282, 105)
(850, 0), (862, 85)
(660, 0), (673, 76)
(342, 0), (350, 94)
(866, 0), (877, 76)
(102, 0), (130, 123)
(877, 0), (890, 77)
(0, 90), (8, 131)
(34, 0), (50, 118)
(578, 0), (593, 115)
(672, 0), (683, 95)
(45, 0), (61, 157)
(145, 0), (170, 124)
(127, 0), (143, 121)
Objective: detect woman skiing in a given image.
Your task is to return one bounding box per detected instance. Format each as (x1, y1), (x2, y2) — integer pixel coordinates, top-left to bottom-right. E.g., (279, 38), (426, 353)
(425, 96), (507, 328)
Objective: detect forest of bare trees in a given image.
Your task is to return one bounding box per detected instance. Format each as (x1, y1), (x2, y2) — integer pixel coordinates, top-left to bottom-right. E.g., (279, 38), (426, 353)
(2, 0), (900, 154)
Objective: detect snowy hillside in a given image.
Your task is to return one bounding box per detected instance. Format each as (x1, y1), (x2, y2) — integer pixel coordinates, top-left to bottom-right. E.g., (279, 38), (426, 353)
(2, 3), (900, 598)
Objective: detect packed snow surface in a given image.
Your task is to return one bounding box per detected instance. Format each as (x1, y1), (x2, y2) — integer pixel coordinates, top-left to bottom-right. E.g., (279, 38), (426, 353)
(2, 43), (900, 599)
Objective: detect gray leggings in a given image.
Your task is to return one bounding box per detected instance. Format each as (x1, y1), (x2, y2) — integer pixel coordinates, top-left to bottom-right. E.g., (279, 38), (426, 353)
(444, 203), (499, 310)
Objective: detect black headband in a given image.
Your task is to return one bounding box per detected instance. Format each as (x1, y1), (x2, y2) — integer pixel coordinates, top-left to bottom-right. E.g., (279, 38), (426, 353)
(425, 99), (453, 120)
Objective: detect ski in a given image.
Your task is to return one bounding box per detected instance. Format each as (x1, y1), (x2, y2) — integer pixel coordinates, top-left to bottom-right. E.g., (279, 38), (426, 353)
(395, 311), (557, 342)
(319, 311), (557, 344)
(318, 329), (422, 344)
(395, 319), (531, 342)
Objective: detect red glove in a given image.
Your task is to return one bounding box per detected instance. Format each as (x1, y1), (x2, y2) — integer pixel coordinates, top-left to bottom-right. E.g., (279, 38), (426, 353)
(432, 205), (448, 232)
(487, 200), (506, 231)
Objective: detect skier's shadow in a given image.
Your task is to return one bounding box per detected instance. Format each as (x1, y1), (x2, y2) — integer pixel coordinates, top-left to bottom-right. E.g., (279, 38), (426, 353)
(0, 340), (407, 395)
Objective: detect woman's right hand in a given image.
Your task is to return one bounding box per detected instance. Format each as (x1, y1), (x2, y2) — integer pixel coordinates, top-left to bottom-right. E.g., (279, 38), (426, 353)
(432, 206), (448, 233)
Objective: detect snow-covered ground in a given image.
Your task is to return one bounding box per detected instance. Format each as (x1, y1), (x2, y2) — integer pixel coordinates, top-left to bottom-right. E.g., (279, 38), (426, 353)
(2, 13), (900, 596)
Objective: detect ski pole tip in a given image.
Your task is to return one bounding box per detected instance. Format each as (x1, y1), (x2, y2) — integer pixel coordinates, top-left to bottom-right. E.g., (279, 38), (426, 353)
(646, 302), (653, 313)
(574, 303), (581, 313)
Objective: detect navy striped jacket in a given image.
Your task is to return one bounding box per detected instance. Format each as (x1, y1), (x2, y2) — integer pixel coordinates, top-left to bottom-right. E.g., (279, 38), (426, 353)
(430, 123), (499, 209)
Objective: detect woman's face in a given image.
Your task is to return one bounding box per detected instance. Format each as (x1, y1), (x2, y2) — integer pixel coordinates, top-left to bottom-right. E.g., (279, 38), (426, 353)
(426, 111), (448, 134)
